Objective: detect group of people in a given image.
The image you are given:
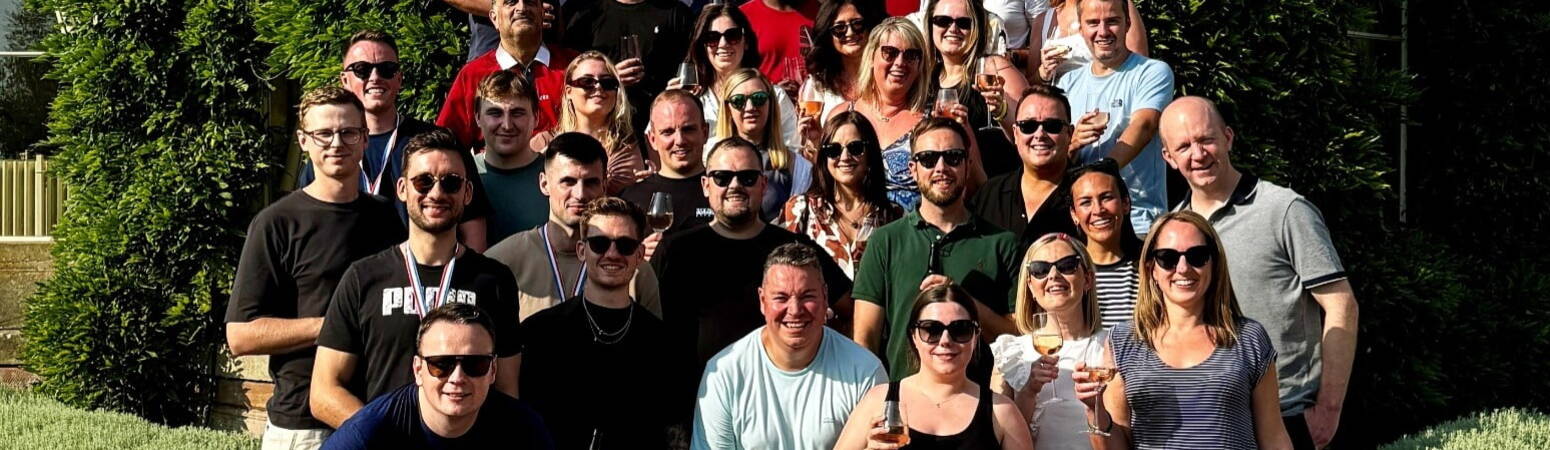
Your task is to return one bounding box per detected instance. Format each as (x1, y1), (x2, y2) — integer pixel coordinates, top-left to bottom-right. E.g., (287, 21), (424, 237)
(226, 0), (1361, 449)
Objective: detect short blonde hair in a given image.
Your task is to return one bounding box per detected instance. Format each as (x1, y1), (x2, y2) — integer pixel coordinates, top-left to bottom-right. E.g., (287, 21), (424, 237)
(1013, 233), (1102, 336)
(855, 17), (932, 112)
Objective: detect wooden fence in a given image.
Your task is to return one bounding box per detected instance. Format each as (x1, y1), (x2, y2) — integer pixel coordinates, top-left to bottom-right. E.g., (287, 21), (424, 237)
(0, 156), (67, 237)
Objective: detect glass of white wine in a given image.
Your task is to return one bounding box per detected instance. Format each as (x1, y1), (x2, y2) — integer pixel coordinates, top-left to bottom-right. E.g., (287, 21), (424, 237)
(1080, 335), (1115, 436)
(1032, 312), (1064, 358)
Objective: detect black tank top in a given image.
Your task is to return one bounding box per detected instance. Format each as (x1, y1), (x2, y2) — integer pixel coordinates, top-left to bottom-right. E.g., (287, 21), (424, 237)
(888, 381), (1000, 449)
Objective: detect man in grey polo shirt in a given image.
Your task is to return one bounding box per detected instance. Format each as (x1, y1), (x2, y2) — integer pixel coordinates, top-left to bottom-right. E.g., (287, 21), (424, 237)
(1158, 96), (1359, 450)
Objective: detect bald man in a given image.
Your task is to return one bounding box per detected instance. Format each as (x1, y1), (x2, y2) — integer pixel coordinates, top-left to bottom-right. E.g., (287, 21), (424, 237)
(1158, 96), (1359, 450)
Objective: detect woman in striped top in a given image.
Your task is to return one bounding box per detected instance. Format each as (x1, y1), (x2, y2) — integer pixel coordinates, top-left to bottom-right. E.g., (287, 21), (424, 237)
(1068, 159), (1143, 328)
(1073, 211), (1291, 449)
(989, 232), (1107, 449)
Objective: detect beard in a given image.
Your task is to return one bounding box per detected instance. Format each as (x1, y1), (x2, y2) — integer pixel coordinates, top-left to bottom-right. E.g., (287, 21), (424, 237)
(922, 180), (964, 206)
(408, 199), (462, 234)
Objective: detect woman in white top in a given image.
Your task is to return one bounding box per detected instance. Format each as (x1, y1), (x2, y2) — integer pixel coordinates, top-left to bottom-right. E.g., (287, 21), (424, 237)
(666, 4), (801, 156)
(1030, 0), (1149, 84)
(798, 0), (887, 127)
(991, 232), (1108, 449)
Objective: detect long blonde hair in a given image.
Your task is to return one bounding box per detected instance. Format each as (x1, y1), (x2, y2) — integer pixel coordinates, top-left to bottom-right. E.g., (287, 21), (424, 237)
(1133, 211), (1244, 350)
(713, 68), (792, 171)
(1013, 233), (1102, 336)
(559, 51), (635, 153)
(855, 17), (932, 112)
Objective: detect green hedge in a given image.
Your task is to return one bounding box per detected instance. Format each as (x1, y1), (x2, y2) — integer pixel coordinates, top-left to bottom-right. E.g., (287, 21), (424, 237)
(0, 388), (257, 449)
(1381, 409), (1550, 450)
(19, 0), (275, 426)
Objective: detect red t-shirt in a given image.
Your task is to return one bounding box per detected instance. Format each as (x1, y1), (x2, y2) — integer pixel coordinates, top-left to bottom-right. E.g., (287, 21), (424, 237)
(739, 0), (817, 84)
(436, 46), (578, 149)
(885, 0), (919, 17)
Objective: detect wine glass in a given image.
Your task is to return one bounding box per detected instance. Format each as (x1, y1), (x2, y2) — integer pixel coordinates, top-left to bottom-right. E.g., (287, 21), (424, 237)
(1031, 312), (1064, 358)
(648, 192), (674, 234)
(934, 88), (959, 119)
(676, 62), (699, 92)
(798, 81), (823, 120)
(1080, 333), (1115, 436)
(880, 396), (910, 445)
(975, 56), (1005, 130)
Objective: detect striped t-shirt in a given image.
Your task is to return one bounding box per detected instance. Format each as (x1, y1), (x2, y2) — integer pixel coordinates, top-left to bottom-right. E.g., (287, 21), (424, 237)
(1094, 259), (1139, 328)
(1111, 318), (1276, 449)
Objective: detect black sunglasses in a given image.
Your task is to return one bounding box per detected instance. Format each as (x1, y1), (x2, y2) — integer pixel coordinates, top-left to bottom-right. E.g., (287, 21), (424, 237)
(1150, 245), (1214, 271)
(585, 236), (642, 255)
(419, 354), (495, 378)
(930, 15), (974, 31)
(726, 91), (771, 110)
(830, 19), (868, 38)
(346, 61), (401, 81)
(878, 45), (924, 64)
(701, 27), (746, 46)
(567, 76), (620, 92)
(820, 140), (868, 160)
(707, 169), (762, 187)
(1015, 118), (1069, 135)
(912, 319), (979, 344)
(1026, 255), (1082, 280)
(912, 149), (967, 169)
(409, 173), (467, 195)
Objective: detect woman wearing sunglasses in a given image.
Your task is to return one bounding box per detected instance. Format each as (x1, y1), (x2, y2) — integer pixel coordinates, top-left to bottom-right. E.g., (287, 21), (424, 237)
(798, 0), (887, 125)
(1067, 159), (1143, 328)
(835, 284), (1034, 450)
(832, 18), (933, 212)
(922, 0), (1030, 134)
(777, 111), (902, 280)
(710, 69), (811, 221)
(1073, 211), (1291, 449)
(989, 232), (1106, 449)
(530, 51), (644, 195)
(664, 4), (802, 155)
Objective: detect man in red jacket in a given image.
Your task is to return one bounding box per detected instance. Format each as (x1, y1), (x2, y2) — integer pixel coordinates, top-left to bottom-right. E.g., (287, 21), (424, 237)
(439, 0), (576, 149)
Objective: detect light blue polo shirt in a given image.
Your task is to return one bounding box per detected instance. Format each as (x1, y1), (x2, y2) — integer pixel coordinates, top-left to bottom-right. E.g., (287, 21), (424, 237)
(1058, 52), (1175, 236)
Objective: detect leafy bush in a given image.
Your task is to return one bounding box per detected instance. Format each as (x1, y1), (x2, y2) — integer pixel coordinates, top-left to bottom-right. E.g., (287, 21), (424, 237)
(1381, 408), (1550, 450)
(0, 387), (258, 449)
(19, 0), (275, 426)
(255, 0), (466, 122)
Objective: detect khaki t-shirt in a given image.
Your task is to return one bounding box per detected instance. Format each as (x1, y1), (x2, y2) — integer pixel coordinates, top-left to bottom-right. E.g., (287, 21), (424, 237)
(486, 224), (662, 321)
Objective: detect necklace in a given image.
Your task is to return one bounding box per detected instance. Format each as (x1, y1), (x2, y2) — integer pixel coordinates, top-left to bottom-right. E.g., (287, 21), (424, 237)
(581, 297), (634, 345)
(871, 101), (908, 123)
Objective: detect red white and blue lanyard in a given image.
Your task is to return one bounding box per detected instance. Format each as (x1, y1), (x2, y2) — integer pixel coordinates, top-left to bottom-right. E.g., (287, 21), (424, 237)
(400, 242), (459, 319)
(540, 224), (585, 300)
(360, 114), (404, 196)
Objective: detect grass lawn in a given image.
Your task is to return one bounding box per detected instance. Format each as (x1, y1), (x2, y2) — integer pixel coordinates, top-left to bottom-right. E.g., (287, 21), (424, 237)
(0, 388), (257, 449)
(1382, 408), (1550, 450)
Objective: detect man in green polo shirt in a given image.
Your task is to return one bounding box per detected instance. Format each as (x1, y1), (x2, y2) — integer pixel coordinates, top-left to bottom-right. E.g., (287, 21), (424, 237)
(852, 118), (1021, 381)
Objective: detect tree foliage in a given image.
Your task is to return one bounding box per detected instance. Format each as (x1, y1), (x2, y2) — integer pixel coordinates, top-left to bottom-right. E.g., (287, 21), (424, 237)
(19, 0), (276, 426)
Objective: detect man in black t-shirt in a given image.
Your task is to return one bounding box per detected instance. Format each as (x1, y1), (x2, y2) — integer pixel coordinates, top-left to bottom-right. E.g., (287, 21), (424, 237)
(621, 90), (713, 244)
(227, 86), (406, 449)
(312, 129), (523, 430)
(298, 30), (495, 251)
(521, 197), (672, 449)
(651, 138), (852, 420)
(560, 0), (694, 135)
(321, 303), (554, 450)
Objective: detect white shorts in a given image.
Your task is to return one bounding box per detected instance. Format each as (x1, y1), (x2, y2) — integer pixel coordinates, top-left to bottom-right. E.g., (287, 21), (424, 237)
(262, 421), (331, 450)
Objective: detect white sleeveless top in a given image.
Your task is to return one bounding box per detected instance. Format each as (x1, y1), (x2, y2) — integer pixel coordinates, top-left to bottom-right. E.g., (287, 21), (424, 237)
(1040, 10), (1092, 82)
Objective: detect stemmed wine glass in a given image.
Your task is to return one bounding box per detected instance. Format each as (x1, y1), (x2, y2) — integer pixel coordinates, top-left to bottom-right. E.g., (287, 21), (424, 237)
(1080, 333), (1115, 436)
(975, 56), (1005, 130)
(647, 192), (674, 234)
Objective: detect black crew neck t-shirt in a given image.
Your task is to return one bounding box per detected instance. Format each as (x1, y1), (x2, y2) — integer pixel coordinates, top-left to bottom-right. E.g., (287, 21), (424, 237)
(225, 190), (404, 429)
(619, 173), (713, 235)
(520, 296), (672, 449)
(318, 248), (523, 403)
(321, 384), (554, 450)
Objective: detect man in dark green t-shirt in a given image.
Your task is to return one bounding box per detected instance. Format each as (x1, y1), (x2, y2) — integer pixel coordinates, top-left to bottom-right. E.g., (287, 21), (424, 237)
(472, 70), (549, 242)
(851, 118), (1020, 381)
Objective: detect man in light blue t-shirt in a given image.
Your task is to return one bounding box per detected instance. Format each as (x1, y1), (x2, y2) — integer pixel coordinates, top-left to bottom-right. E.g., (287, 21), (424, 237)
(1057, 0), (1174, 236)
(692, 243), (886, 450)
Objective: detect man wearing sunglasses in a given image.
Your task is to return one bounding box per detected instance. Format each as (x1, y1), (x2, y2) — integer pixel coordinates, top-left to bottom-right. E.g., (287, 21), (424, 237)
(228, 87), (406, 450)
(297, 30), (496, 252)
(439, 0), (580, 149)
(312, 130), (524, 430)
(322, 302), (553, 449)
(487, 133), (661, 321)
(1057, 0), (1174, 238)
(1161, 96), (1358, 450)
(969, 84), (1082, 254)
(692, 243), (885, 450)
(852, 118), (1020, 382)
(520, 197), (673, 449)
(653, 138), (852, 422)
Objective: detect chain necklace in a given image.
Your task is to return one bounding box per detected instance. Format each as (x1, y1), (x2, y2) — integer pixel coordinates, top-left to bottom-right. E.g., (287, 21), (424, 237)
(581, 297), (634, 345)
